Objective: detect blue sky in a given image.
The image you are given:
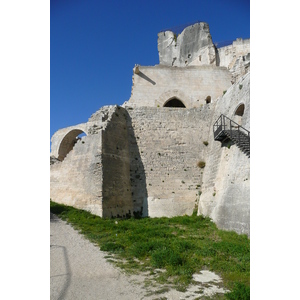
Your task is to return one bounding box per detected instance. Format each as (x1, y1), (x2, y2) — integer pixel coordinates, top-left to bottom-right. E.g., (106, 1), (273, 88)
(50, 0), (250, 140)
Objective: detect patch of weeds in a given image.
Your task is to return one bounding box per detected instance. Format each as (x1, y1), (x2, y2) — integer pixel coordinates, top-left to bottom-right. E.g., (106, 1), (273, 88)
(239, 84), (243, 90)
(223, 90), (227, 95)
(192, 205), (198, 216)
(173, 33), (178, 43)
(197, 161), (206, 168)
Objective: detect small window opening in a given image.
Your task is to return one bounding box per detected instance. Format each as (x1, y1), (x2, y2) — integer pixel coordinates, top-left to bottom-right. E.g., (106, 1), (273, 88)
(235, 104), (245, 116)
(205, 96), (211, 104)
(164, 98), (186, 108)
(58, 129), (87, 161)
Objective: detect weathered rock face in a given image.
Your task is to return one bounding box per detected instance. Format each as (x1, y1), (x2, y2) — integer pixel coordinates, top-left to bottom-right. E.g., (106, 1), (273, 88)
(198, 73), (250, 235)
(158, 22), (216, 67)
(157, 22), (250, 85)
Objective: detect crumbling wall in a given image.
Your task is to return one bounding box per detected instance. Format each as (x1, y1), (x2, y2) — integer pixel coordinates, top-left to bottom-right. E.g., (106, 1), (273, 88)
(50, 130), (104, 216)
(158, 22), (216, 67)
(50, 106), (133, 218)
(216, 38), (250, 84)
(217, 39), (250, 69)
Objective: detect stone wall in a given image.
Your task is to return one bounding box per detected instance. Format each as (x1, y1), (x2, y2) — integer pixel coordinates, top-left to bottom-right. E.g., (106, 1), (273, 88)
(127, 65), (232, 108)
(126, 106), (213, 217)
(101, 106), (133, 218)
(50, 106), (134, 218)
(217, 39), (250, 69)
(216, 38), (250, 84)
(50, 131), (104, 216)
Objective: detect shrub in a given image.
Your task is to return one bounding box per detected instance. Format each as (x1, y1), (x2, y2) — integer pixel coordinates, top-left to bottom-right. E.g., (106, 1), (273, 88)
(203, 141), (209, 146)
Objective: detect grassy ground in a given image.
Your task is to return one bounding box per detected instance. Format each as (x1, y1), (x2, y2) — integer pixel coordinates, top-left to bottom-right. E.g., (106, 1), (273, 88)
(50, 201), (250, 299)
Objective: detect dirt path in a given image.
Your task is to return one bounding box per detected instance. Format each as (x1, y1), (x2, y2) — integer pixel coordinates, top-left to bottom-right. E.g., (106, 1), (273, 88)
(50, 213), (228, 300)
(50, 213), (147, 300)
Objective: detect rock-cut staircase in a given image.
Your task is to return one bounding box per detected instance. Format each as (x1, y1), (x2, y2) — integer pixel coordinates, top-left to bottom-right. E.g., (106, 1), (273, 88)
(213, 114), (250, 157)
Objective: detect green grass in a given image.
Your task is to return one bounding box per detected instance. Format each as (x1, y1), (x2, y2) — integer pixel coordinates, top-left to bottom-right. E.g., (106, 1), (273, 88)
(50, 200), (250, 297)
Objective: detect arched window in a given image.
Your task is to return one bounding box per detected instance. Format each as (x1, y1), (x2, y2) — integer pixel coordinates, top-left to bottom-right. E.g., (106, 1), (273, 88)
(234, 104), (245, 116)
(58, 129), (87, 161)
(163, 98), (186, 108)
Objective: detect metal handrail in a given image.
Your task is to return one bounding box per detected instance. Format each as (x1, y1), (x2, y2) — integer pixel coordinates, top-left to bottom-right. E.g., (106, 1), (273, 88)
(213, 114), (250, 143)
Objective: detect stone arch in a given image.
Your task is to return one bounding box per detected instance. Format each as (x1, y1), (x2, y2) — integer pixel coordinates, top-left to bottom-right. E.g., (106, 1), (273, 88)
(58, 129), (87, 161)
(156, 89), (191, 108)
(163, 97), (186, 108)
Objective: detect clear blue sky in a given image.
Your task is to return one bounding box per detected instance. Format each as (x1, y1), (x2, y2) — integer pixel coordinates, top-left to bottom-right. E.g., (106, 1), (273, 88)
(50, 0), (250, 139)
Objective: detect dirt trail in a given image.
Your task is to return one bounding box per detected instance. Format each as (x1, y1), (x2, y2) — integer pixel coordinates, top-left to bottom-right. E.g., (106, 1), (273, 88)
(50, 213), (227, 300)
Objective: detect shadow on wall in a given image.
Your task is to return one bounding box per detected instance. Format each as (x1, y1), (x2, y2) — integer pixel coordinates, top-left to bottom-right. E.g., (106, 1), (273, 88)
(137, 71), (156, 85)
(125, 110), (148, 217)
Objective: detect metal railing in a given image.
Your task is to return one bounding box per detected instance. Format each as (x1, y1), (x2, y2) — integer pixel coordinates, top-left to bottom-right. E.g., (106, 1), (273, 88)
(213, 114), (250, 143)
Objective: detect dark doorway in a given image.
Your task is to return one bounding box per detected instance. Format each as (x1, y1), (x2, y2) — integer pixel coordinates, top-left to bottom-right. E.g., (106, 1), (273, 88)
(164, 98), (186, 108)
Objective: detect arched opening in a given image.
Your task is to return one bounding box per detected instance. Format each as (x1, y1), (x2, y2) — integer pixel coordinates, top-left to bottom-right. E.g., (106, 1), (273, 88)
(234, 104), (245, 116)
(58, 129), (87, 161)
(163, 98), (186, 108)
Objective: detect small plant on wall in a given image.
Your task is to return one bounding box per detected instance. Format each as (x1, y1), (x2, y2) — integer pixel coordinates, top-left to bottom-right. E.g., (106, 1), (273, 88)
(197, 161), (206, 168)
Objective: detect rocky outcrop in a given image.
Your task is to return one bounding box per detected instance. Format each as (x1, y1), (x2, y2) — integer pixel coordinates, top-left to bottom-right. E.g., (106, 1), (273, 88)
(158, 22), (216, 67)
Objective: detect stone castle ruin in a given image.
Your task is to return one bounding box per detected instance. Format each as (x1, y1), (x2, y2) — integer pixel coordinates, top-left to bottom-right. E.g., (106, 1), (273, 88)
(50, 22), (250, 235)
